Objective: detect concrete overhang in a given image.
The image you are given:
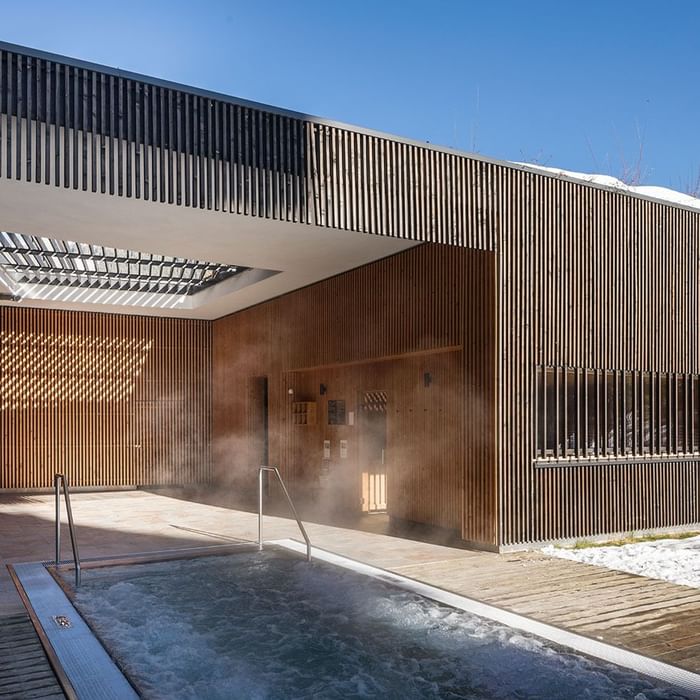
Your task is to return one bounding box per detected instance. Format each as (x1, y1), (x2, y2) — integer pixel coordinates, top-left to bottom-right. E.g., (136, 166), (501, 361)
(0, 178), (417, 320)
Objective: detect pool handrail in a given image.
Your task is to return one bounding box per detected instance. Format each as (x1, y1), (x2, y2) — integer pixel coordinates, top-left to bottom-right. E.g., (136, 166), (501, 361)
(258, 466), (312, 562)
(54, 473), (81, 588)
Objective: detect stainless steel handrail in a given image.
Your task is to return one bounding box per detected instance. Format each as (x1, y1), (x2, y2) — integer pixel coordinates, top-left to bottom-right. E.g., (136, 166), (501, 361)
(258, 466), (311, 562)
(54, 473), (81, 588)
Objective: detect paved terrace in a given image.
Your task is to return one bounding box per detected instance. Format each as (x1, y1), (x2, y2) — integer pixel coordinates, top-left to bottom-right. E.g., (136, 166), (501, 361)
(1, 489), (700, 679)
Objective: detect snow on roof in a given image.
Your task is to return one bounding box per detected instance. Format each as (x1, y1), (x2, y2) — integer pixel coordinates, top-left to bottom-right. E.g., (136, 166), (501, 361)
(514, 162), (700, 212)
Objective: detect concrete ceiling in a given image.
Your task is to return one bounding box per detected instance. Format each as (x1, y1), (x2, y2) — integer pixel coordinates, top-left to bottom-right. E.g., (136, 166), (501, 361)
(0, 178), (417, 319)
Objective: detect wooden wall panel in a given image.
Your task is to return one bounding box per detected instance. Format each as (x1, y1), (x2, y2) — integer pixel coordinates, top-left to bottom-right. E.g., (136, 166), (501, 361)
(0, 44), (496, 250)
(212, 244), (497, 546)
(0, 306), (211, 488)
(281, 351), (464, 531)
(4, 44), (698, 546)
(497, 169), (700, 545)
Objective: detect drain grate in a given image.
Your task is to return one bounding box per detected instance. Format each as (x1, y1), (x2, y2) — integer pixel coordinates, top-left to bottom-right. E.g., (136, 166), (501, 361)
(52, 615), (72, 629)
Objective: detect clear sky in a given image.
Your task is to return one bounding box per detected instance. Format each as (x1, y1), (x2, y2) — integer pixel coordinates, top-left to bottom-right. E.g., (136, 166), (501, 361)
(2, 0), (698, 191)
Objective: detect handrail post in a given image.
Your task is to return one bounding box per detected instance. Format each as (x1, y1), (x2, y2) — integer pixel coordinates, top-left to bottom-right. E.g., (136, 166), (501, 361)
(63, 480), (81, 588)
(53, 473), (81, 588)
(54, 475), (61, 565)
(258, 467), (264, 551)
(258, 466), (312, 562)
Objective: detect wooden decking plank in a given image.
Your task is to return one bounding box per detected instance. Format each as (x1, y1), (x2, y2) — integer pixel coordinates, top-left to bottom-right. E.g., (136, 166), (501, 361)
(392, 550), (700, 674)
(0, 675), (63, 694)
(11, 563), (137, 700)
(0, 653), (60, 672)
(400, 564), (637, 599)
(635, 631), (700, 651)
(4, 691), (66, 700)
(566, 599), (700, 630)
(511, 594), (700, 626)
(0, 613), (65, 700)
(0, 640), (41, 654)
(488, 575), (691, 604)
(657, 643), (700, 663)
(0, 658), (56, 675)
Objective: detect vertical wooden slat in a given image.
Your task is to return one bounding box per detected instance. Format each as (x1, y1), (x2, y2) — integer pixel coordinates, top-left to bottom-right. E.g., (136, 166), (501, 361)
(1, 307), (211, 489)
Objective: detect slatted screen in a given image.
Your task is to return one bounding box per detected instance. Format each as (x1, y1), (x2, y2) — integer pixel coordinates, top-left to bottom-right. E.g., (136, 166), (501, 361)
(212, 244), (496, 545)
(498, 171), (700, 544)
(2, 43), (700, 545)
(0, 45), (495, 249)
(1, 306), (211, 488)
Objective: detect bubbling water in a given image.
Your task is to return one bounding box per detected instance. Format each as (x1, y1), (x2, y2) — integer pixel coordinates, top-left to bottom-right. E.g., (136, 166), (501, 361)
(69, 552), (685, 700)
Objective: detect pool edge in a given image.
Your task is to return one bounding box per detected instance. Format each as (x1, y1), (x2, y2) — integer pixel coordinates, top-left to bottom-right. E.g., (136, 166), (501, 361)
(272, 538), (700, 700)
(10, 539), (700, 700)
(6, 562), (79, 700)
(8, 561), (139, 700)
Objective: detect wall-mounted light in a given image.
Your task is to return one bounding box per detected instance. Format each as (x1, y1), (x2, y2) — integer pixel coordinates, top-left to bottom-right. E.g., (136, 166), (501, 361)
(288, 388), (295, 396)
(424, 372), (432, 388)
(320, 383), (327, 395)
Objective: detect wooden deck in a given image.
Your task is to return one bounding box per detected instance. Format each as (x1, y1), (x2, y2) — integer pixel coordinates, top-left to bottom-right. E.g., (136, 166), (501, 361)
(0, 614), (64, 699)
(387, 551), (700, 674)
(1, 489), (699, 685)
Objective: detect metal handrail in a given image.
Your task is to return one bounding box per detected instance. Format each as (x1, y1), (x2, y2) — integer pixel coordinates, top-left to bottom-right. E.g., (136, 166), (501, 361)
(258, 466), (311, 562)
(54, 473), (81, 588)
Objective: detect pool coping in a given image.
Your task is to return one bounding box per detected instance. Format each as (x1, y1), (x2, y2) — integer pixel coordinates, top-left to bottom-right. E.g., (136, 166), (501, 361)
(8, 538), (700, 699)
(8, 541), (258, 700)
(275, 539), (700, 699)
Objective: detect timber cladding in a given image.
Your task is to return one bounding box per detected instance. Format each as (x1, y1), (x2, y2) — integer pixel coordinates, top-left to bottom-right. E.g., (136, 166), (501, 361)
(212, 244), (497, 546)
(499, 172), (700, 545)
(2, 42), (700, 546)
(0, 44), (495, 249)
(0, 306), (211, 488)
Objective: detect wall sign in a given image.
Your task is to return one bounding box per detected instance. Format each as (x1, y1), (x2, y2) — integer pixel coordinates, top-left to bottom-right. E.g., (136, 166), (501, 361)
(327, 400), (346, 425)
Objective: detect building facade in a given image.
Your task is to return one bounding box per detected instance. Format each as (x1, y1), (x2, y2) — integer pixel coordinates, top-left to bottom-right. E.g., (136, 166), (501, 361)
(1, 42), (698, 549)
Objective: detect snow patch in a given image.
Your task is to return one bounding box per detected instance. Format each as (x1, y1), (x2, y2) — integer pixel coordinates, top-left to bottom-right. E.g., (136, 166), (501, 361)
(514, 162), (700, 211)
(543, 535), (700, 588)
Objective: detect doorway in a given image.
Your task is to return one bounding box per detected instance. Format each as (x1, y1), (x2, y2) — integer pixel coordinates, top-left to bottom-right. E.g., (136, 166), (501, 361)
(358, 390), (388, 513)
(248, 376), (269, 469)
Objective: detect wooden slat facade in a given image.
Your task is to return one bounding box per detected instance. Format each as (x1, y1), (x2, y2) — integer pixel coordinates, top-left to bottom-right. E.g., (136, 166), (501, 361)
(1, 307), (211, 488)
(212, 244), (497, 546)
(1, 42), (699, 546)
(498, 172), (700, 545)
(0, 44), (495, 250)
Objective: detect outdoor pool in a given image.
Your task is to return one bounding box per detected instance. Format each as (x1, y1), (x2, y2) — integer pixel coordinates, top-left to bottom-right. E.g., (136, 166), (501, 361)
(59, 548), (687, 699)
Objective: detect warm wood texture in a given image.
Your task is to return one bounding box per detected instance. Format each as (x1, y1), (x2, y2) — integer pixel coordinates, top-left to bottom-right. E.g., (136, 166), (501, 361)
(283, 351), (464, 530)
(0, 613), (65, 699)
(1, 306), (211, 488)
(3, 43), (700, 546)
(212, 244), (497, 546)
(0, 44), (496, 249)
(390, 552), (700, 675)
(497, 171), (700, 545)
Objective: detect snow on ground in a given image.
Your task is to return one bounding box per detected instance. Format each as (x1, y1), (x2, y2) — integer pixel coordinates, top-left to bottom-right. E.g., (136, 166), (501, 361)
(542, 535), (700, 588)
(514, 162), (700, 211)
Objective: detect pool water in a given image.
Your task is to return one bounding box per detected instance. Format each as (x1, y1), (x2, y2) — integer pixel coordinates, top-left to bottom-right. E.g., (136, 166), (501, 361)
(67, 551), (685, 699)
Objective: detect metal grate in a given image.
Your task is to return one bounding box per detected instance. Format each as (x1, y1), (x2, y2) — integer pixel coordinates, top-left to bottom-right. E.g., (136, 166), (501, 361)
(0, 231), (246, 297)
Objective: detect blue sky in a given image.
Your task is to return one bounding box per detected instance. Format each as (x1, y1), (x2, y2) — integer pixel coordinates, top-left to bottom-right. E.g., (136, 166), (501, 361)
(2, 0), (698, 190)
